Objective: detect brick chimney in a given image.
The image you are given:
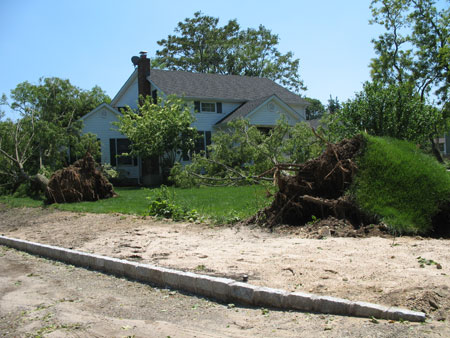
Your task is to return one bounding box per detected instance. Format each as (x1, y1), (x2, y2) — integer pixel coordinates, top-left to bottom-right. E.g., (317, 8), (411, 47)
(137, 51), (151, 106)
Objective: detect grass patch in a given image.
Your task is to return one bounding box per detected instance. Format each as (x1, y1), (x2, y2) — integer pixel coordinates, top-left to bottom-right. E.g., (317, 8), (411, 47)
(147, 185), (272, 223)
(0, 185), (272, 223)
(353, 135), (450, 234)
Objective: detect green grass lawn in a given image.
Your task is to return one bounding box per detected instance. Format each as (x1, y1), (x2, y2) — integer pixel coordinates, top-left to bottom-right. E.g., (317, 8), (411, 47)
(0, 185), (272, 222)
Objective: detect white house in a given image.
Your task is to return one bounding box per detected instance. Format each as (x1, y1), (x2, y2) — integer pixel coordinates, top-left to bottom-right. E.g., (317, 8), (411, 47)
(81, 52), (309, 185)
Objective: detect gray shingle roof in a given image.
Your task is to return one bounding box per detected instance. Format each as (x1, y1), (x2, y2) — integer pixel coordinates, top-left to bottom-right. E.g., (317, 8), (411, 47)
(149, 69), (307, 105)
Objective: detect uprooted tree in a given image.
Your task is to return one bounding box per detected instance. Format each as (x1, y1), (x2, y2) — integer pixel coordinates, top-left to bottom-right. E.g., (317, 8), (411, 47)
(0, 77), (109, 195)
(252, 134), (450, 236)
(46, 153), (116, 204)
(170, 118), (323, 187)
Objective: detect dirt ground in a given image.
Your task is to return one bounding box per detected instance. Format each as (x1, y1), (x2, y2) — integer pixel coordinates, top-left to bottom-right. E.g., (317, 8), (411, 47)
(1, 205), (450, 337)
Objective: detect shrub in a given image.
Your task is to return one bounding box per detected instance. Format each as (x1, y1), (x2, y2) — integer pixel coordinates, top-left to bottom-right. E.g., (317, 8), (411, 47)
(147, 185), (200, 222)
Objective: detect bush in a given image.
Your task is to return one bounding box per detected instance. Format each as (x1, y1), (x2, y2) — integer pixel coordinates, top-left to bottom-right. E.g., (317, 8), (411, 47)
(147, 185), (200, 222)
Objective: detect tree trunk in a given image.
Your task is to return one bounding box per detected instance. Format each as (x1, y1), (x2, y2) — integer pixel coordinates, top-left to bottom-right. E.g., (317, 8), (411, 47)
(430, 137), (444, 163)
(32, 174), (49, 192)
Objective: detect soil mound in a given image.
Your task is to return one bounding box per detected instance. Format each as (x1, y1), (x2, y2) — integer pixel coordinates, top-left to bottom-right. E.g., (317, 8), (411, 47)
(254, 135), (377, 228)
(46, 153), (116, 204)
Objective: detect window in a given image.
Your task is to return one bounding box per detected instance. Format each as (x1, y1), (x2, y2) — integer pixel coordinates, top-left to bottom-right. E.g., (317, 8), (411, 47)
(201, 102), (215, 112)
(194, 101), (222, 114)
(109, 138), (137, 166)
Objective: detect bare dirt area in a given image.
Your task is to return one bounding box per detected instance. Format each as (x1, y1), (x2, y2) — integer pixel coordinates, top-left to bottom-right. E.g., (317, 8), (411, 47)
(1, 205), (450, 336)
(2, 247), (443, 338)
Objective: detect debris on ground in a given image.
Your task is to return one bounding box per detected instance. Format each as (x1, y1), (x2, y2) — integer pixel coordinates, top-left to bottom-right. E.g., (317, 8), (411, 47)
(46, 153), (116, 204)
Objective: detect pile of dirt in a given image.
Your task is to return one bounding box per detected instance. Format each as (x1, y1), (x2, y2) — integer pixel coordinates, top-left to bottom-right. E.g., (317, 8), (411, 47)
(45, 153), (116, 204)
(253, 135), (377, 228)
(381, 287), (450, 321)
(279, 216), (391, 239)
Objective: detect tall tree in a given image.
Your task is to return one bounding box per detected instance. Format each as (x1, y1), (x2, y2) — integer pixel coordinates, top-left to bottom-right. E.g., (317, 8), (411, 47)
(328, 81), (441, 143)
(369, 0), (449, 160)
(115, 95), (198, 176)
(4, 77), (110, 170)
(0, 78), (110, 192)
(155, 11), (306, 94)
(304, 97), (325, 120)
(370, 0), (449, 103)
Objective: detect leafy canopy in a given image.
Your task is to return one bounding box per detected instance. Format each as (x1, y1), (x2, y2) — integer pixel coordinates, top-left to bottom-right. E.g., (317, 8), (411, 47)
(0, 77), (109, 193)
(326, 81), (441, 144)
(114, 95), (198, 169)
(170, 118), (323, 187)
(155, 11), (306, 94)
(370, 0), (449, 104)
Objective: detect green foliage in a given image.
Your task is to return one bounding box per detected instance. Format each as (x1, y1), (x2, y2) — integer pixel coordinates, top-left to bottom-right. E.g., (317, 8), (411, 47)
(326, 95), (341, 114)
(353, 135), (450, 234)
(370, 0), (449, 104)
(284, 122), (323, 164)
(170, 118), (323, 187)
(368, 0), (450, 159)
(100, 163), (119, 180)
(69, 133), (101, 163)
(0, 77), (109, 192)
(115, 95), (197, 174)
(328, 81), (442, 144)
(155, 11), (306, 94)
(147, 185), (200, 222)
(305, 97), (325, 120)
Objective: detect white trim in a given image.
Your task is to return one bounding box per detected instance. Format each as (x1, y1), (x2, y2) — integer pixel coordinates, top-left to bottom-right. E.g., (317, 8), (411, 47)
(79, 102), (119, 121)
(111, 70), (138, 106)
(246, 95), (304, 122)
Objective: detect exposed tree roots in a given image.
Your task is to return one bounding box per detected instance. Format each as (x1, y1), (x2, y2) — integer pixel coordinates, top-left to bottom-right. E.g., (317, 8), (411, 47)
(46, 153), (116, 204)
(251, 135), (377, 228)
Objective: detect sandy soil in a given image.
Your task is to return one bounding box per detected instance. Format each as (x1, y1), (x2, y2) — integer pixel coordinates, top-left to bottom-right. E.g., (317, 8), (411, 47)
(1, 205), (450, 336)
(2, 247), (445, 338)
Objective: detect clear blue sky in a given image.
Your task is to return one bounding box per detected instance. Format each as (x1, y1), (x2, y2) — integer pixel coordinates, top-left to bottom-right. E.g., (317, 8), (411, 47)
(1, 0), (386, 119)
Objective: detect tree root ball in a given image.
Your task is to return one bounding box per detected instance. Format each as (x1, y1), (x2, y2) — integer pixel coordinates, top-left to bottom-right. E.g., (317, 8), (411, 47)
(45, 153), (116, 204)
(254, 135), (376, 228)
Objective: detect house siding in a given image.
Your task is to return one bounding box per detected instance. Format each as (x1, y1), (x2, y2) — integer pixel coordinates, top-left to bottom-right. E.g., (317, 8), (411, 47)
(191, 101), (241, 131)
(81, 106), (139, 179)
(289, 104), (307, 121)
(114, 80), (139, 109)
(248, 101), (301, 126)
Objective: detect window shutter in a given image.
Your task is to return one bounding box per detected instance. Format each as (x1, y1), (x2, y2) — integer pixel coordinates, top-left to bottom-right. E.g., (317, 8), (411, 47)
(109, 139), (116, 166)
(205, 131), (212, 157)
(152, 90), (157, 104)
(216, 102), (222, 114)
(205, 131), (212, 146)
(194, 101), (200, 112)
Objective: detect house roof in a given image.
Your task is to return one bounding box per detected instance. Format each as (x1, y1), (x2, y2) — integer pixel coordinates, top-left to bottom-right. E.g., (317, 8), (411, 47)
(216, 94), (303, 125)
(79, 102), (119, 121)
(216, 96), (272, 124)
(148, 69), (308, 106)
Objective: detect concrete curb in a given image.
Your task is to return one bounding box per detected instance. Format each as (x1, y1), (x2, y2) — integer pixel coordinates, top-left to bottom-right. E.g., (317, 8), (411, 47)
(0, 235), (425, 322)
